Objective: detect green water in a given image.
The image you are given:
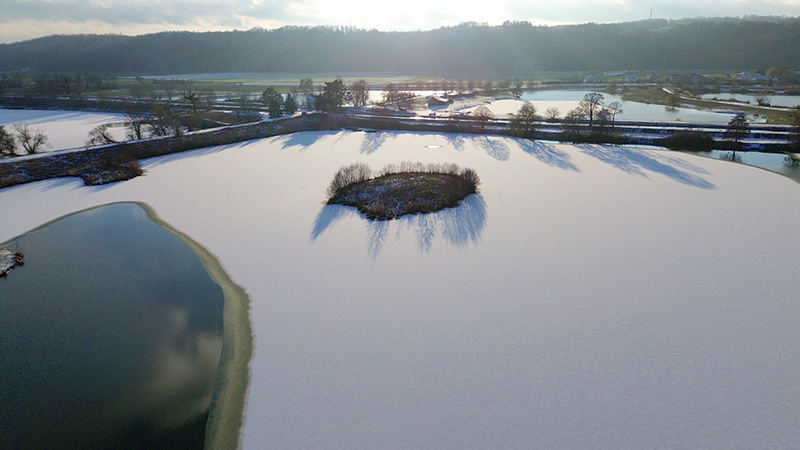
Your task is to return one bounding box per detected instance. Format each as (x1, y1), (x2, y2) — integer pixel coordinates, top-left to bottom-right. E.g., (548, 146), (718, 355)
(0, 203), (225, 449)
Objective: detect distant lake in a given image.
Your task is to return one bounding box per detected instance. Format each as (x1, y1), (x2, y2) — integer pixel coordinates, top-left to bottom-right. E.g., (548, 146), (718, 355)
(0, 203), (224, 449)
(0, 109), (127, 152)
(698, 93), (800, 108)
(366, 89), (740, 122)
(521, 90), (738, 123)
(693, 150), (800, 182)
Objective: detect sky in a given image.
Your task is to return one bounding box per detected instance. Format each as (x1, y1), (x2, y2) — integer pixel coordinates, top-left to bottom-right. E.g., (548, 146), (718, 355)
(2, 0), (800, 44)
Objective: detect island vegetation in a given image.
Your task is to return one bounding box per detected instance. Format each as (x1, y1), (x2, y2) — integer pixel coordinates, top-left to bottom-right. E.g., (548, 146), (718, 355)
(326, 162), (480, 220)
(0, 248), (24, 277)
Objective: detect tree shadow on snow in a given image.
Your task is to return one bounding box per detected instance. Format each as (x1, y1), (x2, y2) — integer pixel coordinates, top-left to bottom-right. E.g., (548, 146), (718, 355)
(359, 131), (392, 154)
(310, 194), (487, 260)
(474, 136), (510, 161)
(278, 130), (338, 150)
(143, 142), (240, 168)
(578, 144), (716, 189)
(517, 140), (580, 172)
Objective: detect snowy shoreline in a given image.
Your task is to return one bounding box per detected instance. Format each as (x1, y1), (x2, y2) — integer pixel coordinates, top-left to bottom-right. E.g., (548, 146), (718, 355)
(2, 130), (800, 448)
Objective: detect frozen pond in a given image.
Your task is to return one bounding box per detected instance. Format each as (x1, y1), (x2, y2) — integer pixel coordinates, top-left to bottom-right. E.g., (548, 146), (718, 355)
(1, 131), (799, 448)
(699, 93), (800, 108)
(694, 150), (800, 182)
(521, 90), (738, 123)
(366, 89), (742, 122)
(0, 203), (224, 449)
(0, 109), (127, 152)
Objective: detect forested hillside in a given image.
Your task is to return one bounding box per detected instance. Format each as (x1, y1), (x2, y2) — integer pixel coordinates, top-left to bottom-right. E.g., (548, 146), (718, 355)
(1, 17), (798, 75)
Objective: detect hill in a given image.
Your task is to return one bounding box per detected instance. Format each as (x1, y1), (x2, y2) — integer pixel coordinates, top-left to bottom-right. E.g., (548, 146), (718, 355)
(0, 17), (799, 75)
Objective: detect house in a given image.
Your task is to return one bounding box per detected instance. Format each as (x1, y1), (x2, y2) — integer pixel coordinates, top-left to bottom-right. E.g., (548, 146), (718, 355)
(644, 74), (667, 83)
(583, 75), (600, 84)
(689, 74), (711, 85)
(427, 96), (453, 108)
(669, 73), (711, 85)
(624, 74), (639, 83)
(735, 72), (780, 83)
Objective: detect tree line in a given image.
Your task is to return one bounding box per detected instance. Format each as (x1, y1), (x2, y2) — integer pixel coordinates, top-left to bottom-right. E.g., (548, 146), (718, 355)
(1, 17), (799, 74)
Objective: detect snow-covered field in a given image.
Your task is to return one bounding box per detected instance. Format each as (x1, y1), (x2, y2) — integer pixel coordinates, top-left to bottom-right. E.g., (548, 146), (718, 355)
(0, 109), (127, 151)
(2, 131), (799, 448)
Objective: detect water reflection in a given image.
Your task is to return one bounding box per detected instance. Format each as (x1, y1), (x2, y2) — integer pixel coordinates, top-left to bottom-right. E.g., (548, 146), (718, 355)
(311, 194), (487, 259)
(0, 203), (224, 449)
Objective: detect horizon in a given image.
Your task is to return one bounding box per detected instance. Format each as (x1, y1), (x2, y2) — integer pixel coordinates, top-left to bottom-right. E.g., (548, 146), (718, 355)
(4, 15), (800, 45)
(3, 0), (800, 44)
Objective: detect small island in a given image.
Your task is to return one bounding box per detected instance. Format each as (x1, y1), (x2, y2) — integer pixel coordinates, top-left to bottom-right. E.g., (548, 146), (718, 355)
(0, 248), (25, 277)
(326, 162), (480, 220)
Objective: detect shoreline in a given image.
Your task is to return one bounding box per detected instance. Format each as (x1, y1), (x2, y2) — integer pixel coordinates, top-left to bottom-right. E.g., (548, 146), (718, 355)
(0, 202), (254, 450)
(1, 130), (800, 448)
(135, 202), (253, 450)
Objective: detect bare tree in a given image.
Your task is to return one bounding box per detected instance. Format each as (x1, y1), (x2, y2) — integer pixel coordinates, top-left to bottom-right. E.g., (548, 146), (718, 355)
(482, 80), (494, 95)
(158, 79), (177, 100)
(381, 83), (415, 109)
(578, 92), (605, 127)
(181, 80), (194, 98)
(199, 87), (216, 110)
(472, 105), (495, 121)
(183, 91), (202, 131)
(595, 108), (613, 134)
(148, 102), (176, 136)
(607, 101), (623, 125)
(298, 78), (314, 96)
(351, 79), (370, 108)
(13, 123), (50, 154)
(563, 108), (586, 133)
(234, 92), (257, 123)
(509, 102), (539, 138)
(754, 91), (771, 106)
(665, 93), (680, 110)
(544, 106), (560, 121)
(511, 77), (524, 97)
(129, 76), (146, 98)
(125, 111), (148, 140)
(86, 125), (117, 146)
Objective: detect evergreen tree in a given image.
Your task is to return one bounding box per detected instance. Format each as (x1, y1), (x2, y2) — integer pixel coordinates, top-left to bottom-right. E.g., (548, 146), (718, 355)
(724, 113), (750, 146)
(0, 125), (16, 156)
(724, 112), (750, 160)
(261, 87), (281, 106)
(268, 97), (284, 118)
(316, 78), (350, 112)
(284, 93), (298, 114)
